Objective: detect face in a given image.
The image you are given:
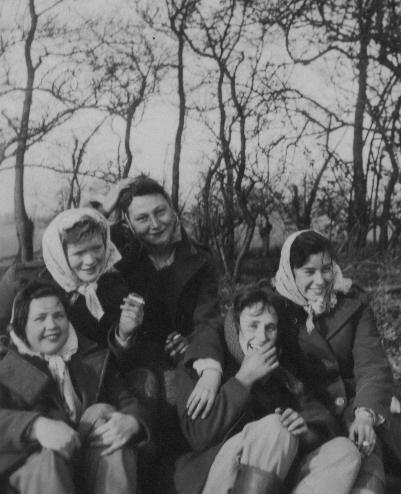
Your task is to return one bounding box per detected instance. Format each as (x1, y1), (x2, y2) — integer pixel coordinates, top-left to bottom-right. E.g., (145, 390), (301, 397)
(239, 304), (278, 352)
(25, 296), (69, 355)
(293, 250), (334, 302)
(127, 194), (176, 249)
(66, 233), (105, 283)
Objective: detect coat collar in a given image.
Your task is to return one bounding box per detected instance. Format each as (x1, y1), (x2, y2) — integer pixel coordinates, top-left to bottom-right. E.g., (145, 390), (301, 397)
(0, 334), (109, 409)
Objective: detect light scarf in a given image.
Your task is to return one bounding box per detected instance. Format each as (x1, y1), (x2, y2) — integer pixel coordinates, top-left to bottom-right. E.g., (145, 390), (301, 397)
(10, 323), (81, 422)
(42, 208), (122, 320)
(274, 230), (352, 334)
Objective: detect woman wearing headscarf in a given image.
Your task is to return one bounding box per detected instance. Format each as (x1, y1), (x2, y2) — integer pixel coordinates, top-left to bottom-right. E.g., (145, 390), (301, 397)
(272, 229), (401, 494)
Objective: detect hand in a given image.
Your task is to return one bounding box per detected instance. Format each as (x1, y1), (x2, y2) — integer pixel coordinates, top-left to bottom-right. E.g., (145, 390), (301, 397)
(118, 296), (144, 341)
(165, 332), (188, 360)
(30, 417), (81, 459)
(235, 341), (279, 389)
(186, 368), (222, 420)
(348, 414), (376, 456)
(101, 178), (137, 216)
(275, 408), (308, 436)
(89, 412), (141, 456)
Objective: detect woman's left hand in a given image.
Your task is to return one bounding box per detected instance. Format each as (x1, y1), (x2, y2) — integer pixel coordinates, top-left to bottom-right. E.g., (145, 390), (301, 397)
(165, 331), (188, 359)
(275, 408), (308, 436)
(348, 415), (376, 456)
(89, 412), (141, 456)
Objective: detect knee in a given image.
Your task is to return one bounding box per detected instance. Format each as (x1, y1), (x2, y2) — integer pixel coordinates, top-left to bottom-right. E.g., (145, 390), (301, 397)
(79, 403), (116, 439)
(244, 414), (298, 453)
(323, 437), (362, 470)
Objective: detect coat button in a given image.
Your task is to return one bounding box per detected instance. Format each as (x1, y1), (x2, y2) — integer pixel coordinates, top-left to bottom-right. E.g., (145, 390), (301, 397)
(335, 397), (345, 407)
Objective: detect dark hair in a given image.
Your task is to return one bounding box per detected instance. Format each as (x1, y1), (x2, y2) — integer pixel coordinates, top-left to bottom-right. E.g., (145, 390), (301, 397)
(60, 215), (105, 249)
(289, 231), (334, 270)
(233, 284), (276, 324)
(10, 280), (69, 343)
(118, 175), (172, 213)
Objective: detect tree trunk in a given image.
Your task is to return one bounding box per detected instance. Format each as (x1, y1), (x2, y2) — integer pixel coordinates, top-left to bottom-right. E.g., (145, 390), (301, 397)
(349, 19), (370, 247)
(171, 30), (186, 211)
(14, 0), (37, 262)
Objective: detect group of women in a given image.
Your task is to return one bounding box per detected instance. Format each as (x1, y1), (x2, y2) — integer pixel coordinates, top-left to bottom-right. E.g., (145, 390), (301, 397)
(0, 174), (400, 494)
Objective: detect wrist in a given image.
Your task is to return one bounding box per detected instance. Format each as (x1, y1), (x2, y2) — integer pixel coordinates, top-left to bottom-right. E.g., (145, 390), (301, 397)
(235, 370), (254, 390)
(354, 407), (376, 426)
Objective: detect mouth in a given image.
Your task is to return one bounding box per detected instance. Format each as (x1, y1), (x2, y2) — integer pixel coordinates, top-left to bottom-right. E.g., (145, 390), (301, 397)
(41, 332), (61, 342)
(81, 265), (98, 275)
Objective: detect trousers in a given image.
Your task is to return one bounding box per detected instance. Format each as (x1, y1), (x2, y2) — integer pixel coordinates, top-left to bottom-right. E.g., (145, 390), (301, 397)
(8, 403), (138, 494)
(202, 414), (361, 494)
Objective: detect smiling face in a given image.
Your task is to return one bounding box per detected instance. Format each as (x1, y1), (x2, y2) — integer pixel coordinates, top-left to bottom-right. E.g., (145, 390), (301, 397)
(127, 194), (176, 250)
(25, 296), (69, 355)
(239, 303), (278, 352)
(66, 233), (105, 283)
(293, 250), (333, 302)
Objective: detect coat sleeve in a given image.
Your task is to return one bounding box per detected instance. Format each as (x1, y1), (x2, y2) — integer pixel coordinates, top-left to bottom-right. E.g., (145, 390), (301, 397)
(351, 291), (392, 419)
(0, 384), (41, 455)
(176, 364), (251, 452)
(184, 257), (225, 367)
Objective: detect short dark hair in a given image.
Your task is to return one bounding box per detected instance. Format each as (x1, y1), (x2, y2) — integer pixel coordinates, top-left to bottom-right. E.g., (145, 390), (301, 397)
(118, 175), (172, 213)
(233, 284), (276, 324)
(60, 215), (105, 249)
(10, 280), (69, 343)
(289, 231), (334, 270)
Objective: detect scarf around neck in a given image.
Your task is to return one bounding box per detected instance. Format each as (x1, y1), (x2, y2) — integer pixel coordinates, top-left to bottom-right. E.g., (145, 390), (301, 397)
(10, 323), (81, 422)
(42, 208), (122, 320)
(274, 230), (352, 334)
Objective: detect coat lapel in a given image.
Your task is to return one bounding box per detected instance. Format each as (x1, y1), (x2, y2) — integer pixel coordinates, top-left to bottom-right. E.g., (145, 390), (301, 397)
(68, 336), (109, 409)
(321, 296), (362, 341)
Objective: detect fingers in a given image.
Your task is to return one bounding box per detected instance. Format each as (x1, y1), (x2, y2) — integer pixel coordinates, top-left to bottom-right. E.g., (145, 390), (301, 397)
(201, 393), (216, 419)
(165, 333), (188, 357)
(279, 408), (305, 432)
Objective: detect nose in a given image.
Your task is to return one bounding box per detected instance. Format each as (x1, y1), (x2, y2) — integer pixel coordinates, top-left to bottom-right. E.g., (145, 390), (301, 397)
(254, 325), (267, 345)
(82, 251), (96, 266)
(149, 214), (160, 229)
(313, 270), (324, 285)
(44, 315), (57, 330)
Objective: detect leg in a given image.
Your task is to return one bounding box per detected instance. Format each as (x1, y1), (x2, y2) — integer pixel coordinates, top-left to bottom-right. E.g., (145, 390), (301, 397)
(78, 403), (138, 494)
(351, 451), (385, 494)
(202, 414), (298, 494)
(8, 449), (76, 494)
(290, 437), (362, 494)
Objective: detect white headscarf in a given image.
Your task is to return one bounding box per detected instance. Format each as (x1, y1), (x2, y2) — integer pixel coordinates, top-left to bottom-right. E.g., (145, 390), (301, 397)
(274, 230), (352, 334)
(42, 208), (121, 320)
(10, 323), (81, 422)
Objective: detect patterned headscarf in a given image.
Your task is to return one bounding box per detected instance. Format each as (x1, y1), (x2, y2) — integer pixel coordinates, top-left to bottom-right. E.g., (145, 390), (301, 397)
(274, 230), (352, 334)
(10, 323), (81, 422)
(42, 208), (121, 320)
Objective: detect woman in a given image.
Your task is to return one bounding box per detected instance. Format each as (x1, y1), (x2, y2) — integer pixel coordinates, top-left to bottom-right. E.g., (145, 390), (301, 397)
(41, 207), (143, 351)
(0, 280), (150, 494)
(272, 229), (395, 494)
(174, 284), (361, 494)
(97, 176), (224, 420)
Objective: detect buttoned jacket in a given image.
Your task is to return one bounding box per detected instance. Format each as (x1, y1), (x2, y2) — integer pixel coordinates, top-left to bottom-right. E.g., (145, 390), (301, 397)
(272, 286), (392, 426)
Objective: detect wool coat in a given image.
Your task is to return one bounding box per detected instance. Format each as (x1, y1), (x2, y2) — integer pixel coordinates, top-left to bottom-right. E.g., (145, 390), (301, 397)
(172, 310), (342, 494)
(110, 223), (224, 370)
(0, 334), (151, 478)
(271, 286), (393, 426)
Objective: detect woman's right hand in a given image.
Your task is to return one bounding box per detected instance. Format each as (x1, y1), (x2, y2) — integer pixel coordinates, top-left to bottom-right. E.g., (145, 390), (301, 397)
(30, 417), (81, 459)
(235, 341), (279, 389)
(101, 178), (137, 216)
(275, 408), (308, 436)
(118, 296), (144, 341)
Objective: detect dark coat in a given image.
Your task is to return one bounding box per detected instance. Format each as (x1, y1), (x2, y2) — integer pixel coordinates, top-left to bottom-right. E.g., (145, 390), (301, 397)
(110, 223), (224, 370)
(0, 334), (151, 477)
(173, 310), (342, 494)
(0, 262), (128, 353)
(271, 286), (393, 427)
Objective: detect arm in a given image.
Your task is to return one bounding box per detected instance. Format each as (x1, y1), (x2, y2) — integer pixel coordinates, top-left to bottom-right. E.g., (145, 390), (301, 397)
(176, 365), (251, 452)
(184, 257), (224, 367)
(351, 290), (392, 418)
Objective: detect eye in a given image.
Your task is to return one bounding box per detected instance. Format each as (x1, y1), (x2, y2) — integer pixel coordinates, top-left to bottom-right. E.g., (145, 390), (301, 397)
(249, 322), (258, 329)
(322, 265), (332, 273)
(34, 315), (46, 322)
(304, 269), (315, 276)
